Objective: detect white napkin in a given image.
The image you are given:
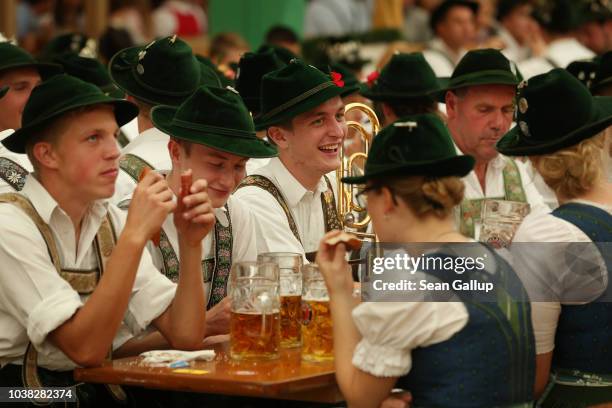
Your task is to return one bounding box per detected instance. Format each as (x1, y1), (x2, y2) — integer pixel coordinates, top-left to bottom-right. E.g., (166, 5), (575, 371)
(139, 349), (216, 364)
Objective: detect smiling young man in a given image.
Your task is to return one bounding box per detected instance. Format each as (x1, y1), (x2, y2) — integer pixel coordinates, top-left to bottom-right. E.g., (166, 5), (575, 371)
(118, 86), (277, 341)
(0, 75), (213, 404)
(0, 41), (62, 193)
(234, 60), (355, 260)
(443, 49), (551, 240)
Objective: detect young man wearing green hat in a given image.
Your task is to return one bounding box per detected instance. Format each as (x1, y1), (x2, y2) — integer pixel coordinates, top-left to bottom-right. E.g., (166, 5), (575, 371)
(118, 86), (277, 342)
(235, 60), (355, 260)
(518, 0), (595, 79)
(109, 35), (222, 203)
(443, 48), (551, 241)
(361, 52), (442, 126)
(0, 74), (212, 400)
(0, 41), (62, 193)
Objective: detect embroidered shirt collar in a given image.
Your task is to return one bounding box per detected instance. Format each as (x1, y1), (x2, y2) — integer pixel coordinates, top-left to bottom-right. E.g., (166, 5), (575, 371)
(268, 157), (328, 207)
(21, 174), (110, 224)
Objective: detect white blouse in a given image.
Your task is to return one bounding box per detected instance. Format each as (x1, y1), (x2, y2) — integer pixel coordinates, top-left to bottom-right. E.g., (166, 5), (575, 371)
(512, 200), (611, 354)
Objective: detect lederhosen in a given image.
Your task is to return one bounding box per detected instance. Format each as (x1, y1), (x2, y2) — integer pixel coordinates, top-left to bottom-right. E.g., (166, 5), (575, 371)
(459, 157), (527, 239)
(237, 174), (341, 262)
(0, 193), (126, 407)
(0, 156), (29, 191)
(538, 203), (612, 407)
(118, 154), (232, 309)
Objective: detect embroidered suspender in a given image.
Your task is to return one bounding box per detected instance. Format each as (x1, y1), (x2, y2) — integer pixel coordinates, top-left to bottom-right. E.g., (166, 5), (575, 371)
(118, 153), (156, 182)
(0, 157), (28, 191)
(0, 193), (121, 405)
(459, 158), (527, 238)
(116, 130), (131, 148)
(118, 196), (233, 309)
(237, 174), (341, 247)
(207, 209), (233, 308)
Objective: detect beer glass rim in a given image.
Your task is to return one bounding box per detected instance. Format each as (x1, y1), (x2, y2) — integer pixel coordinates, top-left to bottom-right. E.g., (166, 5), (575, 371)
(258, 252), (303, 258)
(230, 261), (280, 280)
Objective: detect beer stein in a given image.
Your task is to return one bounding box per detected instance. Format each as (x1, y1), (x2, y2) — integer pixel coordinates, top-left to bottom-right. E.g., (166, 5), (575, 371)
(229, 262), (281, 360)
(258, 252), (303, 348)
(301, 264), (334, 362)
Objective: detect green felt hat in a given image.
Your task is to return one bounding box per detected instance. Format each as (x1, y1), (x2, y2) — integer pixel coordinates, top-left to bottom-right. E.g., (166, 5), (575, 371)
(566, 58), (599, 88)
(2, 74), (138, 154)
(255, 59), (347, 130)
(0, 42), (62, 79)
(109, 36), (220, 106)
(438, 48), (519, 102)
(151, 86), (277, 158)
(532, 0), (583, 33)
(257, 44), (298, 65)
(38, 33), (91, 61)
(317, 62), (361, 97)
(235, 49), (286, 113)
(430, 0), (480, 31)
(51, 52), (124, 98)
(590, 51), (612, 94)
(361, 52), (442, 101)
(342, 113), (475, 184)
(0, 86), (7, 99)
(497, 68), (612, 156)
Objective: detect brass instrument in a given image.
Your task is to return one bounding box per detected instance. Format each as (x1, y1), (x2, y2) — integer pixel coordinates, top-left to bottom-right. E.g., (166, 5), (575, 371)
(336, 102), (380, 240)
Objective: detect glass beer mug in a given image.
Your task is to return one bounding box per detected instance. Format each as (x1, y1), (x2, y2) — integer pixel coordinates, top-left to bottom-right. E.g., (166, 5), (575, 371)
(229, 262), (281, 360)
(301, 264), (334, 362)
(258, 253), (303, 348)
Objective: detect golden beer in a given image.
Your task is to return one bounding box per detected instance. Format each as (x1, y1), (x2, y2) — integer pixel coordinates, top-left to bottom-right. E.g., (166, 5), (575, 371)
(280, 295), (302, 348)
(301, 299), (333, 362)
(230, 311), (281, 360)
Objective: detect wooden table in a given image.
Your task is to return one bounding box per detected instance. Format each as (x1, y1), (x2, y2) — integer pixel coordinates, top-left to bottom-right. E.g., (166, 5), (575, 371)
(74, 342), (343, 403)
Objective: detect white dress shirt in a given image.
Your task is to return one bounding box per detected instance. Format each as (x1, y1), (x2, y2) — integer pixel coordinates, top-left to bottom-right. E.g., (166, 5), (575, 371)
(233, 157), (338, 257)
(141, 194), (258, 303)
(0, 176), (176, 370)
(512, 200), (611, 354)
(423, 38), (467, 77)
(458, 150), (551, 240)
(518, 38), (595, 80)
(112, 127), (172, 204)
(0, 129), (33, 193)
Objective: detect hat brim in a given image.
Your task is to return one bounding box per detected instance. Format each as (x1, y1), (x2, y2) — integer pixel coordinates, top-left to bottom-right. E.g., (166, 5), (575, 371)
(254, 83), (347, 131)
(151, 105), (278, 159)
(341, 155), (475, 184)
(3, 96), (138, 154)
(496, 96), (612, 156)
(0, 62), (63, 80)
(109, 46), (211, 106)
(436, 71), (518, 103)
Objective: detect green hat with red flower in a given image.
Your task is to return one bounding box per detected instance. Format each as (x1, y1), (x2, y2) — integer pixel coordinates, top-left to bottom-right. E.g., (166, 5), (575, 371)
(254, 59), (349, 130)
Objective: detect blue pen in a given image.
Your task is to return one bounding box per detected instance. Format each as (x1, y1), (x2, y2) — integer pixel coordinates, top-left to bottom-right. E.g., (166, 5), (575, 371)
(168, 360), (190, 368)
